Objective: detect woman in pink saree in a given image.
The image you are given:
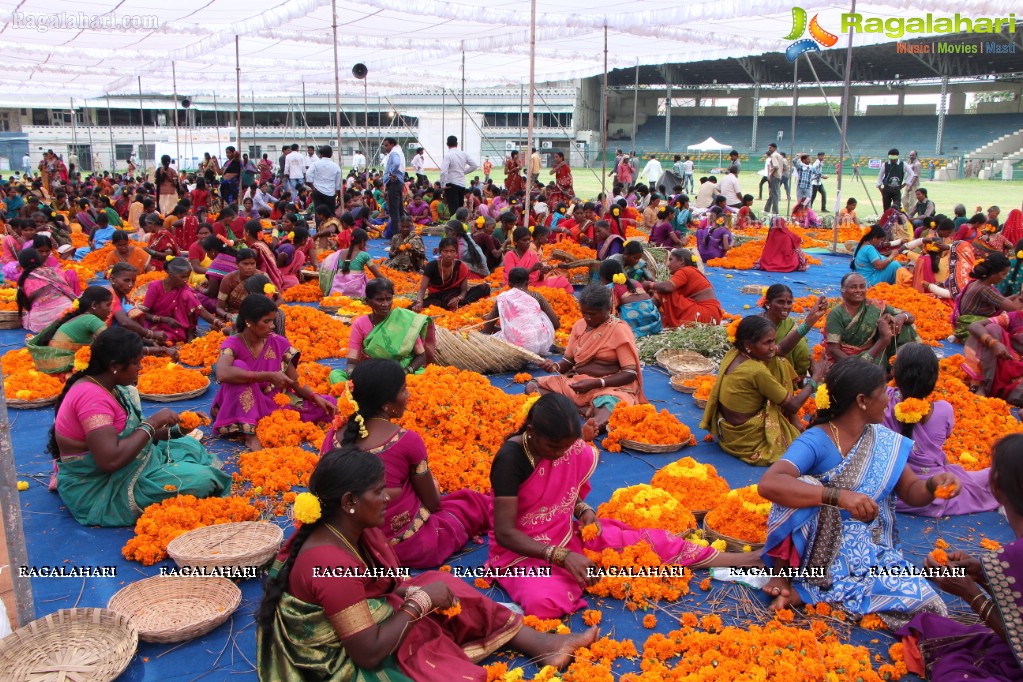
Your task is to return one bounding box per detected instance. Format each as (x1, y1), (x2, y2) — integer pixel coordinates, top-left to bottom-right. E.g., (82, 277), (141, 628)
(139, 258), (225, 344)
(241, 219), (284, 290)
(502, 227), (572, 294)
(276, 226), (312, 291)
(16, 248), (78, 333)
(212, 295), (336, 450)
(488, 393), (762, 618)
(321, 359), (492, 569)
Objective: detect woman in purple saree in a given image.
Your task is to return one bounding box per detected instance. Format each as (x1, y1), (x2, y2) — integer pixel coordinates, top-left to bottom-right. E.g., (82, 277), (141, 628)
(898, 434), (1023, 682)
(211, 294), (336, 450)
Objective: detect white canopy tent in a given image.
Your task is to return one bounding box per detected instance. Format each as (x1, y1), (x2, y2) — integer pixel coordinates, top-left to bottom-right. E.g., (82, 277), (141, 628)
(688, 137), (733, 168)
(0, 1), (1015, 98)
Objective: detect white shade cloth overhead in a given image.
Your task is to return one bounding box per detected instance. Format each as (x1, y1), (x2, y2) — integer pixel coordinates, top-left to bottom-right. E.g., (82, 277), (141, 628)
(0, 0), (1017, 100)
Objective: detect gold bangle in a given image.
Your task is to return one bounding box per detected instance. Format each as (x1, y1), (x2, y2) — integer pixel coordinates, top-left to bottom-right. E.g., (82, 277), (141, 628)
(551, 547), (570, 567)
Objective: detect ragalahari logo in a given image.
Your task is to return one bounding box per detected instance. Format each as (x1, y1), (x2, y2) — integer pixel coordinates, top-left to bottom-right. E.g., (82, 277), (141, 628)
(784, 7), (839, 61)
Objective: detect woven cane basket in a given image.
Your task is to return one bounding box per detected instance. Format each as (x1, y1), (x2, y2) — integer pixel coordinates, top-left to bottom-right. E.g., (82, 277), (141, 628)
(107, 576), (241, 644)
(619, 439), (687, 454)
(702, 516), (766, 553)
(0, 310), (20, 330)
(655, 349), (717, 380)
(434, 326), (545, 374)
(167, 521), (283, 572)
(0, 608), (137, 682)
(138, 378), (210, 403)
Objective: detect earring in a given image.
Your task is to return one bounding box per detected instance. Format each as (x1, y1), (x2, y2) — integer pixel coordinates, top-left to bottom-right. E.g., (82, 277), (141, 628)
(112, 370), (118, 375)
(348, 508), (355, 514)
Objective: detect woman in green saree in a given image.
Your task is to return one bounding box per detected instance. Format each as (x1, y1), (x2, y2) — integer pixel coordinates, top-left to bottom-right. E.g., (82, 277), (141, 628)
(336, 278), (435, 384)
(48, 327), (231, 527)
(256, 446), (598, 682)
(701, 316), (825, 466)
(825, 273), (919, 369)
(760, 284), (830, 378)
(28, 286), (113, 375)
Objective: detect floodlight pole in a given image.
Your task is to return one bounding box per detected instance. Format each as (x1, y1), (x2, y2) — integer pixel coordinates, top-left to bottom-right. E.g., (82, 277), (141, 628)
(235, 36), (242, 160)
(302, 80), (309, 144)
(461, 43), (466, 145)
(523, 0), (537, 227)
(172, 61), (180, 168)
(212, 91), (222, 153)
(936, 75), (948, 156)
(664, 81), (671, 151)
(332, 0), (342, 159)
(69, 98), (78, 165)
(601, 25), (608, 200)
(833, 0), (858, 253)
(631, 61), (639, 155)
(106, 96), (116, 172)
(137, 77), (148, 178)
(788, 57), (798, 216)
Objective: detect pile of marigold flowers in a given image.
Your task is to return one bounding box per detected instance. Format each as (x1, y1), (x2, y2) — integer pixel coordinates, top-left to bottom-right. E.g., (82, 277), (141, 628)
(683, 374), (716, 402)
(562, 635), (639, 682)
(534, 286), (581, 345)
(867, 283), (951, 346)
(551, 241), (597, 262)
(932, 367), (1023, 470)
(5, 368), (63, 400)
(376, 265), (421, 295)
(597, 484), (697, 534)
(650, 457), (730, 511)
(603, 403), (696, 452)
(280, 305), (350, 361)
(398, 365), (529, 492)
(236, 446), (320, 500)
(122, 494), (260, 565)
(296, 362), (350, 398)
(255, 409), (326, 449)
(78, 244), (115, 275)
(1, 348), (37, 376)
(320, 295), (371, 317)
(582, 541), (693, 611)
(177, 411), (210, 432)
(0, 287), (17, 311)
(137, 361), (208, 395)
(704, 485), (771, 544)
(282, 280), (323, 303)
(177, 330), (227, 372)
(627, 619), (882, 681)
(705, 240), (767, 270)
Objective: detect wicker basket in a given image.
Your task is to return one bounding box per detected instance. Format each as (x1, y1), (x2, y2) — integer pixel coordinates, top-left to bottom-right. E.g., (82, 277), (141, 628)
(0, 607), (137, 681)
(655, 349), (717, 379)
(128, 282), (150, 307)
(139, 379), (210, 403)
(26, 333), (73, 375)
(561, 259), (601, 269)
(669, 374), (696, 393)
(7, 396), (59, 410)
(693, 397), (708, 409)
(844, 240), (859, 254)
(107, 576), (241, 644)
(741, 284), (765, 295)
(619, 438), (687, 454)
(420, 226), (446, 236)
(318, 304), (342, 315)
(0, 310), (20, 330)
(703, 516), (765, 552)
(434, 326), (545, 374)
(692, 509), (710, 524)
(167, 521), (283, 572)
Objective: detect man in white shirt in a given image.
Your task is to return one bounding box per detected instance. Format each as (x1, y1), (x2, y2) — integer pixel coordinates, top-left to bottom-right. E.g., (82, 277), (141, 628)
(810, 152), (828, 213)
(382, 137), (407, 239)
(439, 135), (478, 212)
(252, 181), (274, 214)
(21, 153), (31, 175)
(306, 145), (342, 213)
(902, 150), (923, 210)
(529, 147), (542, 185)
(641, 154), (663, 187)
(411, 147), (427, 188)
(720, 166), (743, 208)
(694, 176), (719, 209)
(352, 150), (366, 173)
(284, 144), (306, 193)
(303, 145), (317, 181)
(682, 155), (694, 194)
(763, 143), (784, 215)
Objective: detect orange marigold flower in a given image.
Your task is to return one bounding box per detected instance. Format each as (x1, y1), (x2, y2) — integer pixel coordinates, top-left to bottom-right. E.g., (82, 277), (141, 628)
(177, 411), (210, 432)
(929, 549), (949, 565)
(582, 609), (602, 626)
(859, 613), (885, 630)
(137, 363), (208, 394)
(163, 485), (177, 492)
(699, 578), (711, 591)
(650, 456), (729, 512)
(439, 602), (462, 618)
(704, 485), (771, 544)
(597, 484), (696, 534)
(474, 577), (491, 590)
(935, 538), (950, 550)
(774, 608), (795, 623)
(439, 565), (452, 573)
(980, 538), (1003, 551)
(272, 392), (292, 407)
(603, 403), (694, 452)
(580, 524), (599, 542)
(933, 483), (956, 499)
(512, 372), (532, 384)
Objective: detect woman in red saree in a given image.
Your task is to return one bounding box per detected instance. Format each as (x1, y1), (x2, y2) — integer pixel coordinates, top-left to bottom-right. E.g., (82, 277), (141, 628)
(755, 217), (808, 272)
(256, 446), (598, 682)
(531, 285), (644, 431)
(488, 393), (762, 618)
(139, 258), (225, 343)
(321, 359), (492, 568)
(504, 151), (524, 194)
(241, 219), (284, 289)
(1002, 208), (1023, 246)
(547, 152), (573, 207)
(643, 249), (724, 327)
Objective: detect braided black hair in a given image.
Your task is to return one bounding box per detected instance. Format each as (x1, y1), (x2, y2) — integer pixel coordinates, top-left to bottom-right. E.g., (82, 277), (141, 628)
(891, 342), (938, 440)
(341, 359), (407, 447)
(810, 357), (886, 426)
(341, 229), (369, 275)
(598, 259), (636, 293)
(35, 286), (113, 347)
(508, 392), (581, 441)
(256, 446), (385, 628)
(16, 248), (45, 315)
(851, 225), (886, 270)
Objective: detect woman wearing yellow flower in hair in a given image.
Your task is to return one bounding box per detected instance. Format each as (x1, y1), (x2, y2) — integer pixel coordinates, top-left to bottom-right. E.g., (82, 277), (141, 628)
(140, 257), (225, 344)
(596, 260), (661, 339)
(211, 295), (336, 451)
(257, 445), (598, 681)
(321, 359), (492, 568)
(882, 343), (998, 516)
(701, 316), (826, 466)
(758, 357), (960, 626)
(28, 286), (113, 375)
(275, 224), (315, 291)
(48, 327), (230, 527)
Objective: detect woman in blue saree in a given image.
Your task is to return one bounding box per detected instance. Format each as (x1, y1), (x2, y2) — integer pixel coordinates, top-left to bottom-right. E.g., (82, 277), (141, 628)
(757, 357), (961, 629)
(851, 224), (907, 286)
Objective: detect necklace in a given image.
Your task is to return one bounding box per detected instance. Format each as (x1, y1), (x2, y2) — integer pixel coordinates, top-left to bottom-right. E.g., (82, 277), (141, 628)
(828, 422), (844, 455)
(522, 434), (539, 469)
(324, 523), (365, 565)
(241, 332), (265, 359)
(86, 375), (118, 399)
(369, 416), (393, 423)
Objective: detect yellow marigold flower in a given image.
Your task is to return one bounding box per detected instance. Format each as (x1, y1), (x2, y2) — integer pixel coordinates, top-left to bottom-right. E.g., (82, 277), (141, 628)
(612, 273), (627, 285)
(263, 283), (277, 296)
(17, 480), (28, 491)
(710, 539), (727, 552)
(292, 492), (322, 524)
(815, 384), (830, 410)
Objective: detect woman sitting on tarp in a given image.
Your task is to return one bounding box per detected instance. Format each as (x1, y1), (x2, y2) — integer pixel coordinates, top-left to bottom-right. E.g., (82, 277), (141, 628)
(700, 316), (824, 466)
(28, 286), (112, 375)
(790, 199), (821, 228)
(755, 217), (809, 272)
(48, 327), (231, 527)
(481, 267), (559, 355)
